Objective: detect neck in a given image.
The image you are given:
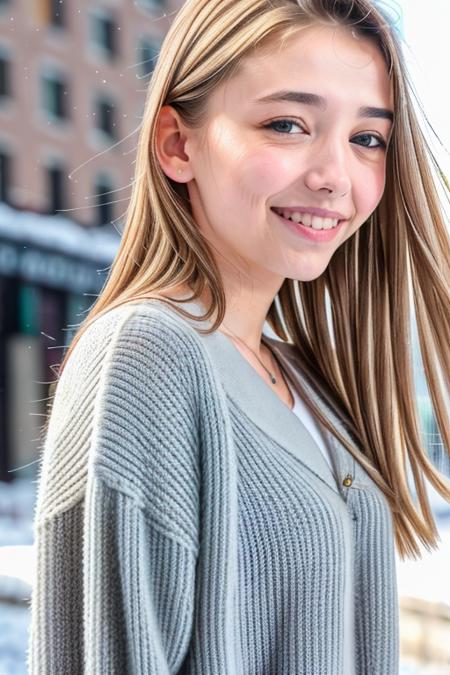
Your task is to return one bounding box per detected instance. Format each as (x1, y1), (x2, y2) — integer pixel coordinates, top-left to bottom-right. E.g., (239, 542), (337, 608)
(198, 284), (283, 354)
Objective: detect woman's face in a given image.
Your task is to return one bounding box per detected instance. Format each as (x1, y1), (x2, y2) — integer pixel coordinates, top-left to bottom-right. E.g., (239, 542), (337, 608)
(181, 23), (394, 284)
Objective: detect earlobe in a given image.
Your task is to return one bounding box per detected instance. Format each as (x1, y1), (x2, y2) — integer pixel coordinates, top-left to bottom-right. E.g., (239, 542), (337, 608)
(155, 106), (191, 182)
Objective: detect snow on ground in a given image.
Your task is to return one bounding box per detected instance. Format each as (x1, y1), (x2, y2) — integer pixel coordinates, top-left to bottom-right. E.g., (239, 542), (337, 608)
(0, 478), (35, 674)
(0, 602), (30, 675)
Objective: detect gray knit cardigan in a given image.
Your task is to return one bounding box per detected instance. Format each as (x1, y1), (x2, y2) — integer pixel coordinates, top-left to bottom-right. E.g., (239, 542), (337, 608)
(27, 295), (399, 674)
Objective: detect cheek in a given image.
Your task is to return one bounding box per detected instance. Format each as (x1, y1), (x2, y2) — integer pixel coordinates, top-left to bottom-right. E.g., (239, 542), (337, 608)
(202, 124), (282, 204)
(206, 118), (278, 182)
(235, 151), (292, 198)
(355, 165), (387, 216)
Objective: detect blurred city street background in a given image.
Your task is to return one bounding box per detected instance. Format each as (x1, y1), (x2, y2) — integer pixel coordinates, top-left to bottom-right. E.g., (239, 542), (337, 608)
(0, 0), (449, 673)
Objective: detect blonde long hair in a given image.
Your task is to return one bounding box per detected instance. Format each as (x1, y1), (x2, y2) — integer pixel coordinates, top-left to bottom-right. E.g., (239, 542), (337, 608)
(55, 0), (450, 560)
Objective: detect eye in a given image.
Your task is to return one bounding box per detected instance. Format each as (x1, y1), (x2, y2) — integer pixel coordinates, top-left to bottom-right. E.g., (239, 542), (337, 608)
(263, 118), (305, 135)
(352, 133), (387, 150)
(263, 120), (388, 150)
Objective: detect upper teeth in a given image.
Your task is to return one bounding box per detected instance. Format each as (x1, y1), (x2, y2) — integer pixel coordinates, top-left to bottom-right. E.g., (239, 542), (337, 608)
(274, 208), (339, 230)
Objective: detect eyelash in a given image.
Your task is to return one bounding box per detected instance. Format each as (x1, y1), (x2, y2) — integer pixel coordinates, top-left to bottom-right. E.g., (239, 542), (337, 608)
(263, 118), (387, 150)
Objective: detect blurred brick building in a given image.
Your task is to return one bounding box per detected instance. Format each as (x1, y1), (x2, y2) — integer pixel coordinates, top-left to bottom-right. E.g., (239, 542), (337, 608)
(0, 0), (183, 480)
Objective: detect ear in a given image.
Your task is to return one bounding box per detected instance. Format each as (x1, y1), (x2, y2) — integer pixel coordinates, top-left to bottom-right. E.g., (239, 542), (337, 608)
(154, 105), (193, 182)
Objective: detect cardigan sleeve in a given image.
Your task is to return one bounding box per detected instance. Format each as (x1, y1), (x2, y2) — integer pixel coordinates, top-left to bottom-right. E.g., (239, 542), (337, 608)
(27, 304), (203, 674)
(28, 472), (197, 674)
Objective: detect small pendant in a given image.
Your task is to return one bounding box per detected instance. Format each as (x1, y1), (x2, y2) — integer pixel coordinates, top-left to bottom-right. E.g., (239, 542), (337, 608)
(270, 374), (277, 384)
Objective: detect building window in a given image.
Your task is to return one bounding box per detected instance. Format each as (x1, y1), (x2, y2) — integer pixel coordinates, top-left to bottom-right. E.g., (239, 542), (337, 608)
(94, 173), (114, 226)
(18, 283), (40, 335)
(0, 52), (11, 98)
(0, 150), (12, 204)
(46, 164), (67, 215)
(136, 0), (165, 12)
(138, 38), (159, 78)
(91, 11), (118, 59)
(42, 72), (69, 120)
(37, 0), (65, 28)
(95, 97), (117, 141)
(48, 0), (65, 28)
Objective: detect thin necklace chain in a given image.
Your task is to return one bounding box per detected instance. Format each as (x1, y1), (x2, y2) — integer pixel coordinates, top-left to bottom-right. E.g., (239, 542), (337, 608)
(219, 323), (278, 384)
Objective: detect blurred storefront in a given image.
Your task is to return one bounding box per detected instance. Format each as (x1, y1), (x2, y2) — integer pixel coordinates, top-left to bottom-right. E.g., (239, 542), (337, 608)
(0, 203), (119, 482)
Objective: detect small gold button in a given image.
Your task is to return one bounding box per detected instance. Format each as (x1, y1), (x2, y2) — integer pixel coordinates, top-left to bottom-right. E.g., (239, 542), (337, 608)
(342, 474), (353, 487)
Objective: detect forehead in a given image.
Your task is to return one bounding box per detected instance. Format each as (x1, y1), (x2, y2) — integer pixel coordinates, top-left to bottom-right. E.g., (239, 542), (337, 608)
(214, 23), (393, 113)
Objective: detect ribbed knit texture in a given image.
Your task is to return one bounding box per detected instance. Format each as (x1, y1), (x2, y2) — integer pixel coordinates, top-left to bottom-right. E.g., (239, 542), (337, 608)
(27, 299), (399, 674)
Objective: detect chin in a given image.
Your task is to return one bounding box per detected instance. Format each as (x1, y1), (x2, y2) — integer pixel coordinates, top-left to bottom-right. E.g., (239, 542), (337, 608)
(289, 270), (327, 283)
(290, 257), (335, 282)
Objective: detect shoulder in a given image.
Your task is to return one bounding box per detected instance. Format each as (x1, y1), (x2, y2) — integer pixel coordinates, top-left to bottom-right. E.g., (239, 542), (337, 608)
(60, 300), (208, 401)
(61, 299), (211, 448)
(37, 301), (212, 530)
(76, 299), (205, 363)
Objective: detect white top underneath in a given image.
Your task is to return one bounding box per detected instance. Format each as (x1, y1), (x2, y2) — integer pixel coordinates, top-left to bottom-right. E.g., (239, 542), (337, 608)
(287, 381), (335, 474)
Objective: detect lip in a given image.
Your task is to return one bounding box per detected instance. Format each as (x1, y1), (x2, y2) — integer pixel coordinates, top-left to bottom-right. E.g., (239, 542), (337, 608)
(272, 209), (346, 243)
(271, 206), (347, 219)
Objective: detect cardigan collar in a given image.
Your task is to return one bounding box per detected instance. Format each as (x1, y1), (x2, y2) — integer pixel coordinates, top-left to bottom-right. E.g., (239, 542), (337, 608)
(143, 294), (358, 498)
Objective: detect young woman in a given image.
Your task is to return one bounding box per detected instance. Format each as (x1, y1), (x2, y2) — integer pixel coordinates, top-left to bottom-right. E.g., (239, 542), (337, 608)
(28, 0), (450, 673)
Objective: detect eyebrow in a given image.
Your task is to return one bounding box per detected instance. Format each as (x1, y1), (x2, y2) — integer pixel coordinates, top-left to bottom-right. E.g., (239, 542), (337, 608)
(254, 90), (394, 122)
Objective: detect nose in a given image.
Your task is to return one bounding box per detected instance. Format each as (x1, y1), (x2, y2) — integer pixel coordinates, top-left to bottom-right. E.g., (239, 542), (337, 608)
(303, 139), (352, 198)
